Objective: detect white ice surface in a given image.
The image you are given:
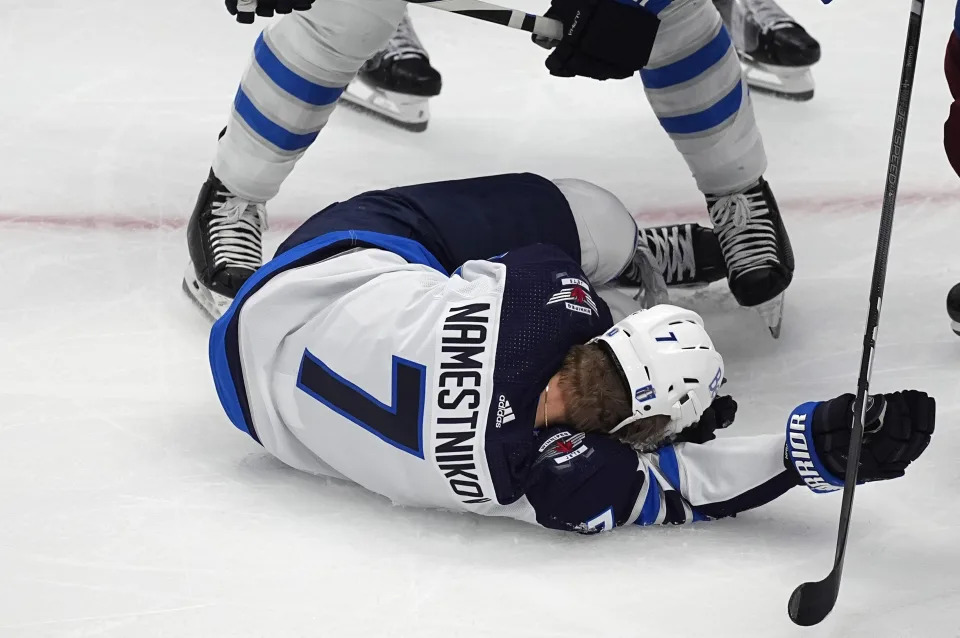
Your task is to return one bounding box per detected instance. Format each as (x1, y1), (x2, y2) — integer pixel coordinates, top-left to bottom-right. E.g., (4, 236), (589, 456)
(2, 1), (960, 636)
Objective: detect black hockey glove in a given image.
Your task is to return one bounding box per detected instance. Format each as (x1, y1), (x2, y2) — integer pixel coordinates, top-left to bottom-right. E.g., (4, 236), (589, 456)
(785, 391), (935, 492)
(535, 0), (660, 80)
(674, 395), (738, 445)
(225, 0), (315, 24)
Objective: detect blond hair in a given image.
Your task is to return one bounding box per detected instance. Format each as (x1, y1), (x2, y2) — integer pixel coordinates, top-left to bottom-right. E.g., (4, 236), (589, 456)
(556, 343), (672, 450)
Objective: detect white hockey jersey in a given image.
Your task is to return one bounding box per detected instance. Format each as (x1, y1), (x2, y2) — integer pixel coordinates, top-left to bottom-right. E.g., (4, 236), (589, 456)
(209, 231), (809, 533)
(232, 246), (538, 519)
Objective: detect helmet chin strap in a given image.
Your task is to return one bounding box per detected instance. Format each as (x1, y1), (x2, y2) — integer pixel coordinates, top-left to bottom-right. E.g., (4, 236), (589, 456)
(666, 393), (706, 436)
(608, 391), (706, 437)
(608, 412), (642, 435)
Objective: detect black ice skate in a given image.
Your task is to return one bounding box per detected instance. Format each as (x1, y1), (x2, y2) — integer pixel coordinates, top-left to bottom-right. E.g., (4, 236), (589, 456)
(183, 170), (267, 320)
(716, 0), (821, 101)
(947, 282), (960, 336)
(341, 11), (442, 132)
(618, 223), (727, 307)
(707, 177), (794, 338)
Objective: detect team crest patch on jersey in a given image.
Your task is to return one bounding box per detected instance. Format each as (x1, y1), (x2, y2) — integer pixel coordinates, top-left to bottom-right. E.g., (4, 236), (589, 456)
(547, 277), (598, 317)
(534, 431), (592, 469)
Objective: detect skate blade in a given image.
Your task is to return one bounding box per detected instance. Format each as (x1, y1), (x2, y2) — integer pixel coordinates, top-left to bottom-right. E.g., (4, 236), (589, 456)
(755, 294), (785, 339)
(741, 60), (815, 102)
(182, 263), (230, 322)
(341, 79), (430, 132)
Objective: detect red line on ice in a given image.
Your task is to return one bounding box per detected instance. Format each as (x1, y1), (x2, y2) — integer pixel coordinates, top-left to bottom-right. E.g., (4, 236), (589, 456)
(0, 188), (957, 231)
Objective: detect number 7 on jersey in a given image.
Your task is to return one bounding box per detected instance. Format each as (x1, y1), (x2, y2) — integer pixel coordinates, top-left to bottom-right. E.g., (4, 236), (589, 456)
(297, 349), (427, 458)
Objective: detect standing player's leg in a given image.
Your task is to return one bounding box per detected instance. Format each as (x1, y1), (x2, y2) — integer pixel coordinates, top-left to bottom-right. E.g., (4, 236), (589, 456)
(184, 0), (407, 318)
(639, 0), (793, 335)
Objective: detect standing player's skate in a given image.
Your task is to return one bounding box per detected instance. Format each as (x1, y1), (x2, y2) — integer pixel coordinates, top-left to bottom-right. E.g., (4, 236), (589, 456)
(715, 0), (821, 101)
(947, 283), (960, 337)
(618, 223), (728, 307)
(183, 170), (267, 320)
(707, 177), (794, 338)
(341, 10), (442, 131)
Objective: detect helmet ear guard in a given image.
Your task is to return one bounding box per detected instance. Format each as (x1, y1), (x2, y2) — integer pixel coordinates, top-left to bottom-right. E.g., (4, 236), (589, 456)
(590, 305), (724, 437)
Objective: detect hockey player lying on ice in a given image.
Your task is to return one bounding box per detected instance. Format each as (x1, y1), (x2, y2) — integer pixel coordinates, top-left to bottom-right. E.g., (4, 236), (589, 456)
(207, 174), (935, 533)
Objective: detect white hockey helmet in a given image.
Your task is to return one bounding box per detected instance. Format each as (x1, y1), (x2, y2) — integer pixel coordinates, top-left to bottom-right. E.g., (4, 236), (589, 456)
(590, 305), (724, 437)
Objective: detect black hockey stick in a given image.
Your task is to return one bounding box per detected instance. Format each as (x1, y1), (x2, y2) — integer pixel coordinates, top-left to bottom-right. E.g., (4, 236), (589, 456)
(787, 0), (925, 627)
(404, 0), (562, 41)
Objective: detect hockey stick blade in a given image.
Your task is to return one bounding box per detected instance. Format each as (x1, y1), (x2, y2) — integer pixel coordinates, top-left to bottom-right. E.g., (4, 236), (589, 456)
(785, 0), (923, 626)
(788, 572), (839, 626)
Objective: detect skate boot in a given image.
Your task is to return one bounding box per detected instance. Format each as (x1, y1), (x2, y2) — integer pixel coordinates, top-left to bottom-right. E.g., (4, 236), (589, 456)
(618, 223), (727, 307)
(707, 177), (794, 337)
(183, 170), (267, 320)
(947, 282), (960, 337)
(716, 0), (821, 101)
(341, 10), (442, 131)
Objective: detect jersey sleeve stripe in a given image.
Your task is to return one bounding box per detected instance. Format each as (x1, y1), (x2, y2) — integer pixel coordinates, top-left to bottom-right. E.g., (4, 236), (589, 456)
(625, 454), (651, 525)
(653, 487), (668, 525)
(657, 446), (682, 491)
(635, 466), (662, 526)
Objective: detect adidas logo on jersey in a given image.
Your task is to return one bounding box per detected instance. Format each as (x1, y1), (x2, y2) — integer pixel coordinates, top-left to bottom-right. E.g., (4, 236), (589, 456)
(495, 395), (515, 428)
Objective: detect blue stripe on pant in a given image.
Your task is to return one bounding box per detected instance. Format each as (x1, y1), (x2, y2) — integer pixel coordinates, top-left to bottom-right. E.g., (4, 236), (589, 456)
(640, 28), (732, 89)
(233, 88), (321, 152)
(641, 24), (741, 137)
(232, 32), (345, 153)
(253, 33), (345, 106)
(639, 0), (764, 193)
(658, 81), (743, 135)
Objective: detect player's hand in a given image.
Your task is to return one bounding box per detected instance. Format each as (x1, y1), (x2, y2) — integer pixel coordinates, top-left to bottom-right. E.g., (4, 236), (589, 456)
(675, 395), (737, 444)
(536, 0), (660, 80)
(817, 391), (935, 482)
(225, 0), (315, 24)
(786, 391), (935, 490)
